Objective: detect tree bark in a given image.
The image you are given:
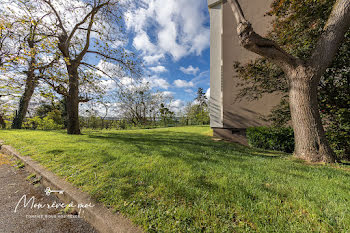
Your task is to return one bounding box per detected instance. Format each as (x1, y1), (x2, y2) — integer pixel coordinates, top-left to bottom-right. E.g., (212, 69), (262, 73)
(66, 65), (81, 134)
(0, 113), (6, 129)
(228, 0), (350, 163)
(288, 66), (336, 162)
(11, 69), (37, 129)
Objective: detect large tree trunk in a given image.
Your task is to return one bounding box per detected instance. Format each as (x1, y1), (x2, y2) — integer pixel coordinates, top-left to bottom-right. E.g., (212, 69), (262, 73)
(288, 67), (336, 162)
(66, 66), (81, 134)
(11, 70), (37, 129)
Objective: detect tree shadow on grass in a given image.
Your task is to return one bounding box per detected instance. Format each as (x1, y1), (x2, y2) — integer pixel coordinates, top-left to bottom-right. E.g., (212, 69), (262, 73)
(46, 149), (65, 155)
(340, 161), (350, 166)
(85, 131), (289, 167)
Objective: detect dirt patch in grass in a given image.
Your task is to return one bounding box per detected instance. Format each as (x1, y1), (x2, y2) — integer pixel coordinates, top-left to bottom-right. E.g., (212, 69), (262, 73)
(0, 153), (11, 166)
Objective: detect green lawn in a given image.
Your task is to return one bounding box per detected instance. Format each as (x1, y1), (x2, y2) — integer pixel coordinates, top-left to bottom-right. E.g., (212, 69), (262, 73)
(1, 126), (349, 232)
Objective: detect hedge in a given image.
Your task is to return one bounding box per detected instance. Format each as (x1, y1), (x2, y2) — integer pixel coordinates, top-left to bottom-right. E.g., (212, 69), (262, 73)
(246, 126), (294, 153)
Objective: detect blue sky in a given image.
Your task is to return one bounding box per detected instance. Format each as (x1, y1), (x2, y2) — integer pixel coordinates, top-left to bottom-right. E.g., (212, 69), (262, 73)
(0, 0), (211, 114)
(122, 0), (211, 109)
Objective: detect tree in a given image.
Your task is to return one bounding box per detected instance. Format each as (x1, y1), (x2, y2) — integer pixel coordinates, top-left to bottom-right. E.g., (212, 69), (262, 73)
(228, 0), (350, 162)
(195, 87), (208, 108)
(0, 18), (21, 129)
(184, 88), (210, 125)
(40, 0), (139, 134)
(82, 99), (112, 129)
(0, 0), (60, 129)
(0, 114), (5, 128)
(115, 81), (172, 126)
(116, 81), (151, 125)
(11, 21), (58, 129)
(233, 0), (350, 159)
(0, 74), (17, 129)
(159, 103), (174, 126)
(0, 18), (12, 128)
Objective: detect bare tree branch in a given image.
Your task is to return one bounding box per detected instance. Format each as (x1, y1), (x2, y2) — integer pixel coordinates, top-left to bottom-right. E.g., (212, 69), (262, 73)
(42, 0), (68, 36)
(86, 50), (129, 67)
(228, 0), (300, 72)
(80, 62), (123, 88)
(67, 4), (103, 44)
(42, 76), (68, 96)
(78, 96), (91, 102)
(75, 2), (109, 62)
(37, 54), (60, 70)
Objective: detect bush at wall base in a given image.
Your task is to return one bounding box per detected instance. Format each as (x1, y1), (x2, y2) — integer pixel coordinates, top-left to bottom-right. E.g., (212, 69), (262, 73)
(246, 126), (295, 153)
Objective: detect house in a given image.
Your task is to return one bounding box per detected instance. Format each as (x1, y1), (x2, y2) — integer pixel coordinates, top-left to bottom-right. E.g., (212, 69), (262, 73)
(208, 0), (281, 144)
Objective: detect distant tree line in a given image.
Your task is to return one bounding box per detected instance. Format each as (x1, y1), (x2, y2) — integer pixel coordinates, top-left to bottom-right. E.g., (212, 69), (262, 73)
(8, 86), (209, 131)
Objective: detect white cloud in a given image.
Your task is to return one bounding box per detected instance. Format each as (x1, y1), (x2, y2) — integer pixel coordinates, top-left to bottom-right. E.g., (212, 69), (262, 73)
(150, 78), (169, 89)
(149, 66), (167, 73)
(161, 91), (174, 98)
(119, 77), (135, 87)
(111, 39), (128, 49)
(95, 60), (124, 78)
(125, 0), (209, 61)
(115, 75), (169, 91)
(180, 65), (200, 75)
(143, 54), (164, 65)
(185, 89), (193, 94)
(173, 79), (194, 88)
(169, 99), (185, 113)
(133, 31), (157, 54)
(142, 76), (170, 89)
(170, 99), (184, 108)
(205, 88), (210, 100)
(190, 70), (210, 86)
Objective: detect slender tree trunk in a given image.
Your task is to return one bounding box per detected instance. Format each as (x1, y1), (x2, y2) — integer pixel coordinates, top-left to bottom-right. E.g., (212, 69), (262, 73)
(66, 65), (81, 134)
(11, 71), (37, 129)
(0, 113), (6, 129)
(288, 67), (336, 162)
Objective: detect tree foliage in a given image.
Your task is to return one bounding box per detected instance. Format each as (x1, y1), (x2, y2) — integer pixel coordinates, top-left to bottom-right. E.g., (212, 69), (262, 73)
(183, 88), (210, 125)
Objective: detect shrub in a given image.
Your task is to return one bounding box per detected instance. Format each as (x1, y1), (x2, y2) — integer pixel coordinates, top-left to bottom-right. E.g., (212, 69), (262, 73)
(39, 117), (63, 130)
(25, 116), (41, 129)
(25, 113), (63, 130)
(326, 115), (350, 160)
(246, 127), (294, 153)
(47, 109), (63, 125)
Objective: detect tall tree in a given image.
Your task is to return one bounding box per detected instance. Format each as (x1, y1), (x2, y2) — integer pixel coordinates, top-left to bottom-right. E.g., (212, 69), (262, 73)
(185, 88), (209, 125)
(40, 0), (139, 134)
(195, 87), (208, 108)
(0, 17), (12, 128)
(234, 1), (350, 159)
(228, 0), (350, 162)
(1, 0), (60, 129)
(11, 21), (59, 129)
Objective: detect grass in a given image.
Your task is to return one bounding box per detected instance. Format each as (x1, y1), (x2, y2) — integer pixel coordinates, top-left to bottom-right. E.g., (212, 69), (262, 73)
(0, 126), (350, 232)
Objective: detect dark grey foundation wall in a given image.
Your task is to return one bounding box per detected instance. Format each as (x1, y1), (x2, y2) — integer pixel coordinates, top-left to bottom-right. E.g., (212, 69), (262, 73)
(213, 128), (248, 145)
(208, 0), (281, 144)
